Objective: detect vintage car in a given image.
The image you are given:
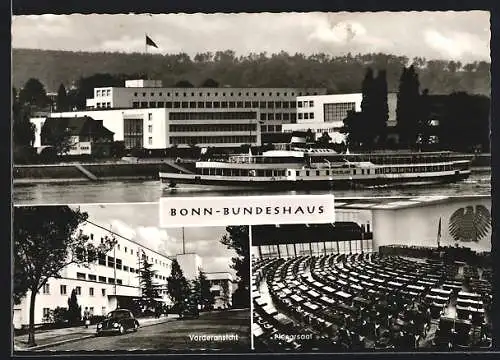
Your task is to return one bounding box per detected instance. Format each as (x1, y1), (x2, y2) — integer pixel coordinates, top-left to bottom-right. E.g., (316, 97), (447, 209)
(96, 309), (139, 336)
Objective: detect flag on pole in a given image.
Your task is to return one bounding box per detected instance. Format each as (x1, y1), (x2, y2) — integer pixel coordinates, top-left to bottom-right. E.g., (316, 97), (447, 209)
(437, 217), (442, 247)
(146, 35), (158, 48)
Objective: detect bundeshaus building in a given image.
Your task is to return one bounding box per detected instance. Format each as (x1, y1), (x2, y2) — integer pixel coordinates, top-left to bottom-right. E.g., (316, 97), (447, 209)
(13, 219), (237, 329)
(30, 79), (327, 151)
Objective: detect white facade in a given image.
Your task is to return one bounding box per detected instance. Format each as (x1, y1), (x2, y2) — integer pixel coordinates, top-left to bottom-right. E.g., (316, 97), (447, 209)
(206, 272), (235, 310)
(13, 220), (174, 328)
(282, 94), (362, 143)
(31, 107), (262, 149)
(296, 94), (362, 124)
(13, 221), (239, 328)
(84, 80), (326, 139)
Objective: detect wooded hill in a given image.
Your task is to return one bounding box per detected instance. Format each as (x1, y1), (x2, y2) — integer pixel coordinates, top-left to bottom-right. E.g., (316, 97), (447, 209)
(12, 49), (490, 96)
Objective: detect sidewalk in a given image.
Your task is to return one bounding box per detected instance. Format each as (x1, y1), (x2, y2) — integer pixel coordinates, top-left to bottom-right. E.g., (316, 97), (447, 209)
(14, 315), (178, 351)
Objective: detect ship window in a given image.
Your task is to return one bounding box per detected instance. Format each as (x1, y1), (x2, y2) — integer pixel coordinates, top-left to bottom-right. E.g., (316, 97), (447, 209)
(361, 169), (364, 175)
(326, 170), (330, 176)
(316, 170), (320, 176)
(296, 171), (300, 176)
(367, 169), (370, 175)
(287, 170), (291, 176)
(353, 170), (356, 175)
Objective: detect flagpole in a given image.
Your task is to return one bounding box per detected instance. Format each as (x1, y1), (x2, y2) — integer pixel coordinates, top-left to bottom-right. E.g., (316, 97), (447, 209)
(145, 33), (148, 80)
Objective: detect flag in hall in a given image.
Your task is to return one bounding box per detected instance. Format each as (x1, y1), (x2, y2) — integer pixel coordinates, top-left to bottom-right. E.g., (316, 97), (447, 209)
(437, 217), (442, 247)
(146, 35), (158, 48)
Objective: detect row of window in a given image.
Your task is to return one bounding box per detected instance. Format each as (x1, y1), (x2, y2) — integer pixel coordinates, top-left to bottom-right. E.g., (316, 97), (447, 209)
(297, 100), (315, 108)
(96, 89), (111, 97)
(298, 112), (315, 120)
(324, 102), (356, 123)
(95, 255), (168, 277)
(43, 283), (114, 296)
(260, 125), (282, 132)
(169, 124), (257, 132)
(43, 306), (106, 321)
(169, 111), (257, 121)
(132, 100), (299, 110)
(91, 233), (170, 269)
(291, 164), (454, 177)
(283, 128), (340, 134)
(259, 113), (297, 122)
(77, 269), (167, 282)
(170, 135), (257, 145)
(200, 168), (287, 177)
(256, 240), (374, 259)
(96, 102), (111, 108)
(132, 90), (319, 98)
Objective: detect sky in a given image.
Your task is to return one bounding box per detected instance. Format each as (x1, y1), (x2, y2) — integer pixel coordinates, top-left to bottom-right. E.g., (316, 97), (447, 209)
(73, 203), (240, 275)
(11, 11), (490, 63)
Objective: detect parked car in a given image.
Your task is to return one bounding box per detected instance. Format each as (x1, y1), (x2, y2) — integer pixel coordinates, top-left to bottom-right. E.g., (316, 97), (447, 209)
(96, 309), (139, 336)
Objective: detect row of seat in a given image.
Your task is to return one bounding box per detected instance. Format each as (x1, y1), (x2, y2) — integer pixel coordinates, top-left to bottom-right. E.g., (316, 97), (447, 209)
(252, 251), (492, 351)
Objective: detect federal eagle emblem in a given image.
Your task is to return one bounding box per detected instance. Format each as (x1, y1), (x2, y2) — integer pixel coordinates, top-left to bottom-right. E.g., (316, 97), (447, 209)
(448, 205), (491, 243)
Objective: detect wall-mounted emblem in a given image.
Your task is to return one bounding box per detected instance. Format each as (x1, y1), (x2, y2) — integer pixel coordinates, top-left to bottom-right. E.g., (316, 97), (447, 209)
(448, 205), (491, 243)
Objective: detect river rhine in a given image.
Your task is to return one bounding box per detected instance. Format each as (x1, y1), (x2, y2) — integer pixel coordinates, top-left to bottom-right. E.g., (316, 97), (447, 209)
(13, 172), (490, 205)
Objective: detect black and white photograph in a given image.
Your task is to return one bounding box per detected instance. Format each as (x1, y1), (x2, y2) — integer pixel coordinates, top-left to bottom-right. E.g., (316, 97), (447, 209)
(11, 11), (490, 205)
(251, 195), (492, 351)
(10, 8), (494, 357)
(12, 203), (250, 352)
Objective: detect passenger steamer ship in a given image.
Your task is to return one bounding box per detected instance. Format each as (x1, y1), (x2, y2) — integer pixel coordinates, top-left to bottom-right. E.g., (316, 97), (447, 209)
(159, 146), (472, 190)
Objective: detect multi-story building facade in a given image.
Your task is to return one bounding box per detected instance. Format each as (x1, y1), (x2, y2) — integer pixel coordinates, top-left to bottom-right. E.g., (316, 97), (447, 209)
(30, 79), (327, 150)
(13, 219), (237, 328)
(282, 94), (362, 143)
(206, 272), (235, 310)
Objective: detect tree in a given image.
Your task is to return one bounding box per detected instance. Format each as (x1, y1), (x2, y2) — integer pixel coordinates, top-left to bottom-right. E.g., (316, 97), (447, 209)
(438, 93), (490, 152)
(220, 280), (231, 309)
(56, 83), (69, 112)
(373, 69), (389, 146)
(67, 289), (82, 325)
(12, 95), (36, 151)
(342, 110), (366, 150)
(396, 65), (421, 148)
(417, 89), (433, 147)
(220, 226), (249, 309)
(359, 68), (388, 148)
(13, 206), (116, 346)
(200, 78), (219, 87)
(13, 49), (490, 96)
(359, 68), (377, 148)
(139, 257), (162, 309)
(305, 129), (315, 143)
(18, 78), (49, 108)
(194, 269), (215, 311)
(39, 120), (73, 155)
(166, 259), (190, 316)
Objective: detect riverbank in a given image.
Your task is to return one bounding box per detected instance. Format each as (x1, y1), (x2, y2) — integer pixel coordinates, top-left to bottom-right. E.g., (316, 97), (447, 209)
(13, 160), (196, 185)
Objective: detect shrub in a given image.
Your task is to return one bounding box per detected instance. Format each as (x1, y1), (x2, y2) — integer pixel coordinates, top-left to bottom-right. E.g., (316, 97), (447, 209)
(53, 307), (69, 325)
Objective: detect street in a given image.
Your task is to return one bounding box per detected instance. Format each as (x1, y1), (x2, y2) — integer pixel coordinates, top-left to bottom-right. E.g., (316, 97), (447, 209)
(47, 310), (249, 352)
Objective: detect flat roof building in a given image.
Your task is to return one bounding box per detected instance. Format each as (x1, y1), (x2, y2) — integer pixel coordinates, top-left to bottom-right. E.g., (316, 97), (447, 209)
(13, 219), (237, 328)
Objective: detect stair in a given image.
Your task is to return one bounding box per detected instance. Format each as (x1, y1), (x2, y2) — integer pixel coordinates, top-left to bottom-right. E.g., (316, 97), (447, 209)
(74, 163), (98, 181)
